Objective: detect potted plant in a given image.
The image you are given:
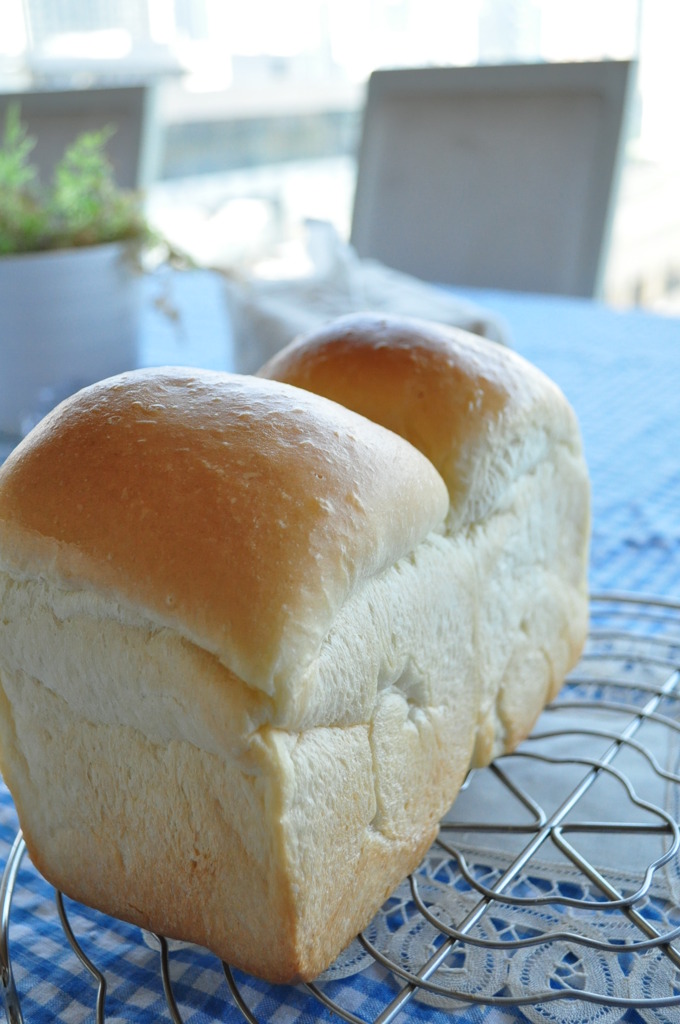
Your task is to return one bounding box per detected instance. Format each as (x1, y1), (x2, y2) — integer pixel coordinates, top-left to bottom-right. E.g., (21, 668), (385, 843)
(0, 104), (154, 438)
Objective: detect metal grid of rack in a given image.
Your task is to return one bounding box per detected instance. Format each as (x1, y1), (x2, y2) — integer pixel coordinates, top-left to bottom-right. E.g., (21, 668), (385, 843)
(2, 592), (680, 1022)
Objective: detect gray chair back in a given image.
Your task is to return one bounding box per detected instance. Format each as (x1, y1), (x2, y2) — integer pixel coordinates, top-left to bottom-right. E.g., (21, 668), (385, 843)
(351, 60), (635, 297)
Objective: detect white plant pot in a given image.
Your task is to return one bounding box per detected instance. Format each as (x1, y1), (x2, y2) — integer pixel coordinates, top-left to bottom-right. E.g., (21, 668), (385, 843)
(0, 241), (141, 437)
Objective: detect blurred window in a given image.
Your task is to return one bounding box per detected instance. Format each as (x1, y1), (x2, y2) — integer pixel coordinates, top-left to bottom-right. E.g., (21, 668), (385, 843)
(4, 3), (679, 175)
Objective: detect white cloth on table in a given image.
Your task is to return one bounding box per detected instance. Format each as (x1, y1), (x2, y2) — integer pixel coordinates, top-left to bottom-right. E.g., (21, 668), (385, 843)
(220, 220), (511, 373)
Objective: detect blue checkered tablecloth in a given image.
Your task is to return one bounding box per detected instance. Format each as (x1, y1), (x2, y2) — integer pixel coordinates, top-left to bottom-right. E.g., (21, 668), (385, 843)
(1, 275), (679, 1022)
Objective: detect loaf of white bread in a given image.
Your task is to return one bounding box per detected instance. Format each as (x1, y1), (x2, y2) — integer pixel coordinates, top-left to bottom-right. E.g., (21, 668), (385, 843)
(0, 312), (589, 982)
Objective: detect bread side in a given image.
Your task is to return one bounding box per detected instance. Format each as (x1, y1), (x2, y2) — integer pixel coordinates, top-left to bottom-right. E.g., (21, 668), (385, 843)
(0, 531), (479, 980)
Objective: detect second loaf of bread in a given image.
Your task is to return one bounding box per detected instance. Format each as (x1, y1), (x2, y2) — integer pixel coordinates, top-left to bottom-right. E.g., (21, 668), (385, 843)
(260, 313), (591, 765)
(0, 313), (589, 983)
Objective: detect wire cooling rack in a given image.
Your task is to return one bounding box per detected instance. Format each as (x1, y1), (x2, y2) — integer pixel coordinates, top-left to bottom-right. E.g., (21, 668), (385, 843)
(2, 591), (680, 1024)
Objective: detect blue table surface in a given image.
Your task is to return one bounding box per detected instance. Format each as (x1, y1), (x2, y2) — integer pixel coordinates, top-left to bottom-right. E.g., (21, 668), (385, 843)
(1, 271), (679, 1024)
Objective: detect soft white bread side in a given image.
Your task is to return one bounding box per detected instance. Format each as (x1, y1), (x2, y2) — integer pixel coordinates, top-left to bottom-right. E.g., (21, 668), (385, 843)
(260, 312), (591, 764)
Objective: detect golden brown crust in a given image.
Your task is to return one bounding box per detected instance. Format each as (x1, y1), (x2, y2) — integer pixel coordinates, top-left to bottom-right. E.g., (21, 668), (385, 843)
(0, 367), (448, 696)
(260, 311), (509, 468)
(258, 312), (582, 525)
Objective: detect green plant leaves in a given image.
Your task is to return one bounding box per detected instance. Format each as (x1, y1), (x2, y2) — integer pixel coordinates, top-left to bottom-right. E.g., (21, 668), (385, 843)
(0, 103), (149, 254)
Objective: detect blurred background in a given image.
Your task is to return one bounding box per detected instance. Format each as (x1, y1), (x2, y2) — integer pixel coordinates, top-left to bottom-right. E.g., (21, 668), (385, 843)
(1, 0), (678, 310)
